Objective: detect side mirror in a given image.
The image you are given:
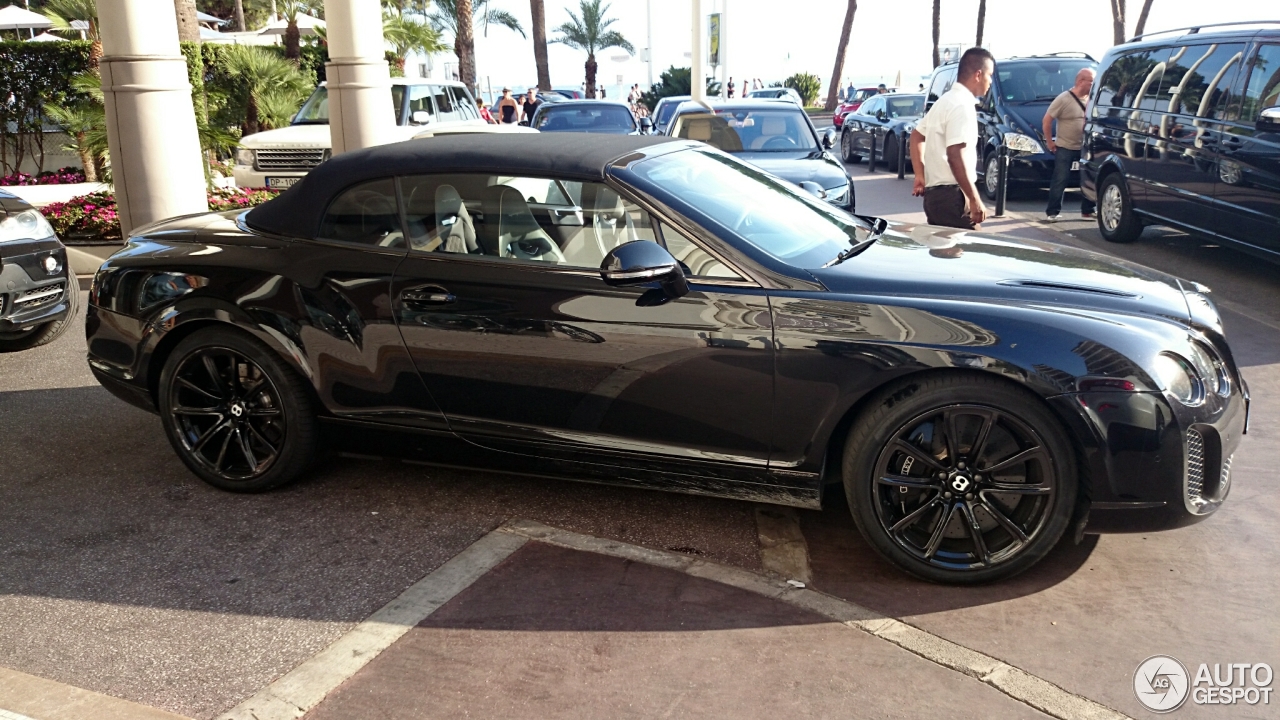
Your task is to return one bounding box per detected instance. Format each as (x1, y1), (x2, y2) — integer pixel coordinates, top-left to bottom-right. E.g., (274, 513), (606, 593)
(798, 180), (827, 199)
(600, 240), (688, 299)
(411, 110), (432, 125)
(822, 127), (836, 149)
(638, 117), (654, 134)
(876, 110), (887, 121)
(1258, 107), (1280, 132)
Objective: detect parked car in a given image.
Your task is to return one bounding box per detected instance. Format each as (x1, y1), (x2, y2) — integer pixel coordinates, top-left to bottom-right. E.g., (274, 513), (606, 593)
(833, 86), (896, 129)
(553, 87), (585, 99)
(923, 52), (1096, 201)
(0, 189), (77, 352)
(651, 95), (691, 135)
(85, 134), (1246, 583)
(746, 87), (803, 104)
(666, 99), (854, 211)
(1083, 22), (1280, 257)
(529, 100), (648, 135)
(233, 78), (485, 190)
(840, 93), (925, 169)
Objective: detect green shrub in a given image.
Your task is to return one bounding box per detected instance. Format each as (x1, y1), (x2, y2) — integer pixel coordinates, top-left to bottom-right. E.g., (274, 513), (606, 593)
(639, 66), (721, 111)
(784, 72), (822, 106)
(0, 41), (93, 175)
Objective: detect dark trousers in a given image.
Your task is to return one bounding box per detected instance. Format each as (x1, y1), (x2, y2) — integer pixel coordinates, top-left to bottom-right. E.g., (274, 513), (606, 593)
(923, 184), (976, 230)
(1046, 147), (1095, 216)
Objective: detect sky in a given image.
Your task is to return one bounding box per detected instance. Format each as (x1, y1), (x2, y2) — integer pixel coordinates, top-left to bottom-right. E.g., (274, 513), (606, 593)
(435, 0), (1272, 99)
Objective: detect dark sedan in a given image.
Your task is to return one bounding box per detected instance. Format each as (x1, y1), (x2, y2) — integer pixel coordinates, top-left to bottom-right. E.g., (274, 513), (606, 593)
(0, 189), (78, 352)
(666, 99), (853, 211)
(840, 93), (925, 171)
(530, 100), (642, 135)
(87, 134), (1246, 584)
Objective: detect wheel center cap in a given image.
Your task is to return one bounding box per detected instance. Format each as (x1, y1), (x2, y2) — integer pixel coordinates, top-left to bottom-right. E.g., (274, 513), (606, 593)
(229, 402), (245, 418)
(950, 474), (972, 493)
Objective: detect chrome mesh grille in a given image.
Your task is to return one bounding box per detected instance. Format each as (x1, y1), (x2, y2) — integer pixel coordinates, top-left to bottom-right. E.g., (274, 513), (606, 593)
(1186, 428), (1205, 502)
(255, 149), (325, 171)
(13, 283), (63, 312)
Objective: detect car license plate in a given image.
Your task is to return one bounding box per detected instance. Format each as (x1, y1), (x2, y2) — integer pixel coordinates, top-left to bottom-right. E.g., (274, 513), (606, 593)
(267, 177), (300, 189)
(1071, 161), (1080, 171)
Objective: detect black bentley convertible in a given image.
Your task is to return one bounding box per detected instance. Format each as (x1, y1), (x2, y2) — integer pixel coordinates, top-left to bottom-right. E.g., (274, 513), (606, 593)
(87, 134), (1246, 583)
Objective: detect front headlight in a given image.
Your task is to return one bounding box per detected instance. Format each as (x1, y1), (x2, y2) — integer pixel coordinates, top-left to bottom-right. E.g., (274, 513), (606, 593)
(1004, 132), (1045, 154)
(234, 148), (255, 167)
(1153, 353), (1204, 406)
(825, 183), (851, 206)
(0, 209), (56, 243)
(1187, 341), (1230, 397)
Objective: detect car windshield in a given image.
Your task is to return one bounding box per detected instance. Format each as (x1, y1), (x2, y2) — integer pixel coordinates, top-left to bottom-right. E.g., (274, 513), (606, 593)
(293, 86), (406, 125)
(655, 100), (684, 127)
(535, 105), (636, 133)
(630, 147), (872, 269)
(853, 88), (879, 102)
(676, 108), (818, 153)
(997, 60), (1094, 103)
(885, 95), (925, 117)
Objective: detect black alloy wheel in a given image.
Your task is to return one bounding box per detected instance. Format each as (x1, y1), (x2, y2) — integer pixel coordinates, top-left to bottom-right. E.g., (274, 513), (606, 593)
(159, 327), (317, 492)
(843, 374), (1076, 584)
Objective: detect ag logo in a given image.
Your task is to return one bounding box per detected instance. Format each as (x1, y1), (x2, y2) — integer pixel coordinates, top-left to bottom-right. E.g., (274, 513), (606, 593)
(1135, 655), (1190, 713)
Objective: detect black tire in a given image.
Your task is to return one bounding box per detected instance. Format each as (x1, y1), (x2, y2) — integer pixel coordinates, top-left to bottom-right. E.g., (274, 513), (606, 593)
(158, 325), (318, 492)
(0, 281), (79, 353)
(841, 129), (862, 164)
(980, 152), (1000, 202)
(842, 373), (1077, 584)
(883, 132), (900, 173)
(1097, 172), (1143, 243)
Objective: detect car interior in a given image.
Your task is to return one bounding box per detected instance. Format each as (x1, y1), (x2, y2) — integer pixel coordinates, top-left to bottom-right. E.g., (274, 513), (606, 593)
(536, 107), (636, 133)
(673, 111), (816, 152)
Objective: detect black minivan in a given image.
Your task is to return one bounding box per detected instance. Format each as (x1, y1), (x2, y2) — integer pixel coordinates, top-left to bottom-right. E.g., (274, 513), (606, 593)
(1082, 23), (1280, 256)
(923, 53), (1096, 201)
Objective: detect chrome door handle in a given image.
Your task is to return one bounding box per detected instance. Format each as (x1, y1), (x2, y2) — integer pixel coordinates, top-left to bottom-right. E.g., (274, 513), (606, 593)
(402, 289), (456, 304)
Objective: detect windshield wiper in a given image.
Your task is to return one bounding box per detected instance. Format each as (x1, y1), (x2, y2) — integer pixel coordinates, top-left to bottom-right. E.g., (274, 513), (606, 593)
(822, 217), (888, 268)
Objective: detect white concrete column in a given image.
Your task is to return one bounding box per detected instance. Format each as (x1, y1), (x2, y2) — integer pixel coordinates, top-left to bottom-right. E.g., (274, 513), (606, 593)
(324, 0), (396, 155)
(690, 0), (704, 102)
(98, 0), (207, 237)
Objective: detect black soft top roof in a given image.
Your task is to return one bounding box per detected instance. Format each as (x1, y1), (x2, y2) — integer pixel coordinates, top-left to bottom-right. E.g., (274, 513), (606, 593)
(245, 132), (680, 239)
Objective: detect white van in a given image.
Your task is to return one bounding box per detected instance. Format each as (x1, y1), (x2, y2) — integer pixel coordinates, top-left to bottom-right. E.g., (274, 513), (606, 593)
(233, 78), (487, 189)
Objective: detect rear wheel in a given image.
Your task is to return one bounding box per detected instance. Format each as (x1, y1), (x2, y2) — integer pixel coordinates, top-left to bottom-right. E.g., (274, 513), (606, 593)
(158, 326), (318, 492)
(841, 130), (862, 164)
(842, 374), (1077, 584)
(883, 133), (900, 173)
(0, 281), (79, 353)
(1097, 172), (1143, 243)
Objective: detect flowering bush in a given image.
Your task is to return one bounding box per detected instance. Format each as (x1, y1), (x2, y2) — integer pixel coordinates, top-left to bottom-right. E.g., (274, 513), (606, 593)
(0, 166), (88, 186)
(208, 186), (281, 212)
(42, 187), (281, 242)
(42, 191), (121, 242)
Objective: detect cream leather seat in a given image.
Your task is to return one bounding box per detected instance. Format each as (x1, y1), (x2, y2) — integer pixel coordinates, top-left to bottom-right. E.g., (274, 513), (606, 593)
(480, 185), (565, 263)
(434, 184), (478, 254)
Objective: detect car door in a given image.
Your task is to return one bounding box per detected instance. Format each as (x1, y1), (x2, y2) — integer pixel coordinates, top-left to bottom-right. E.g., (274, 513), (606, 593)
(853, 96), (883, 157)
(1215, 41), (1280, 254)
(389, 171), (776, 479)
(283, 177), (447, 429)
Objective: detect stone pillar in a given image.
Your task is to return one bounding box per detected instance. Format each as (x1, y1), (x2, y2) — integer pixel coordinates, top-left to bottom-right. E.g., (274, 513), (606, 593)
(98, 0), (207, 237)
(324, 0), (396, 155)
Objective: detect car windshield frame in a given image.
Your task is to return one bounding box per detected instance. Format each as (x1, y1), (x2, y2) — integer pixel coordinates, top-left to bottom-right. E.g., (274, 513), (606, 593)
(996, 59), (1096, 104)
(624, 145), (874, 271)
(293, 85), (407, 125)
(535, 104), (637, 133)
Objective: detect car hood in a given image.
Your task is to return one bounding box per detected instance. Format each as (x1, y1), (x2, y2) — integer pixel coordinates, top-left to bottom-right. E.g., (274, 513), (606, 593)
(238, 124), (333, 149)
(809, 221), (1194, 324)
(1001, 103), (1049, 141)
(737, 151), (848, 189)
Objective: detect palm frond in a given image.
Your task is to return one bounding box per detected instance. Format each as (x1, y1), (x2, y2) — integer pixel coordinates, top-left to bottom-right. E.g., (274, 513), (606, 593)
(596, 30), (633, 55)
(551, 0), (630, 57)
(482, 8), (524, 38)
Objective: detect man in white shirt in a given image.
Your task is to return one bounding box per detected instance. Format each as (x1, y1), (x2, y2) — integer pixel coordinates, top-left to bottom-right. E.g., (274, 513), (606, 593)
(909, 48), (995, 229)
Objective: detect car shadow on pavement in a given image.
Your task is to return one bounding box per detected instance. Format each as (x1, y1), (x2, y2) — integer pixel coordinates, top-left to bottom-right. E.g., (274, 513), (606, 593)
(802, 487), (1098, 617)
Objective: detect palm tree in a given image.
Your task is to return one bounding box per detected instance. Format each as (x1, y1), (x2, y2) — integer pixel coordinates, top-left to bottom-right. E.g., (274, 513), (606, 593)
(224, 45), (313, 135)
(279, 0), (315, 62)
(1133, 0), (1155, 39)
(530, 0), (551, 91)
(43, 0), (101, 66)
(384, 10), (448, 74)
(552, 0), (633, 99)
(824, 0), (857, 112)
(975, 0), (986, 47)
(931, 0), (941, 68)
(1109, 0), (1126, 46)
(174, 0), (201, 42)
(44, 73), (107, 182)
(428, 0), (525, 90)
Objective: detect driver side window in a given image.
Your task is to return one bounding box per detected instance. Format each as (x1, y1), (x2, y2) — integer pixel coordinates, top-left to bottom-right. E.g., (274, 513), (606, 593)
(317, 179), (404, 248)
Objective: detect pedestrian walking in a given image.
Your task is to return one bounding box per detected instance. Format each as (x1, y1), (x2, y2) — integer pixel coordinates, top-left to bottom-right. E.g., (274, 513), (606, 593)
(1042, 67), (1097, 222)
(909, 47), (995, 230)
(496, 87), (520, 125)
(522, 88), (542, 124)
(726, 77), (735, 98)
(846, 81), (855, 99)
(477, 97), (495, 124)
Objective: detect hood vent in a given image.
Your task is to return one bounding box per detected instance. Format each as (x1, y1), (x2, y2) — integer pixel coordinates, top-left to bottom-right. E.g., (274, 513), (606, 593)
(998, 279), (1140, 299)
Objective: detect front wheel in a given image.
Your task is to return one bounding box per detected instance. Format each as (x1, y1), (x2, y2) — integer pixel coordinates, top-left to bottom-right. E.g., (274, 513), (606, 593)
(981, 152), (1000, 201)
(842, 374), (1077, 584)
(158, 326), (318, 492)
(0, 281), (78, 353)
(1097, 172), (1143, 243)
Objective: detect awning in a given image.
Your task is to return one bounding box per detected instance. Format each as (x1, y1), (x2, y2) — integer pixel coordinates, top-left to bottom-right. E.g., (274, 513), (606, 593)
(0, 5), (53, 30)
(258, 13), (325, 36)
